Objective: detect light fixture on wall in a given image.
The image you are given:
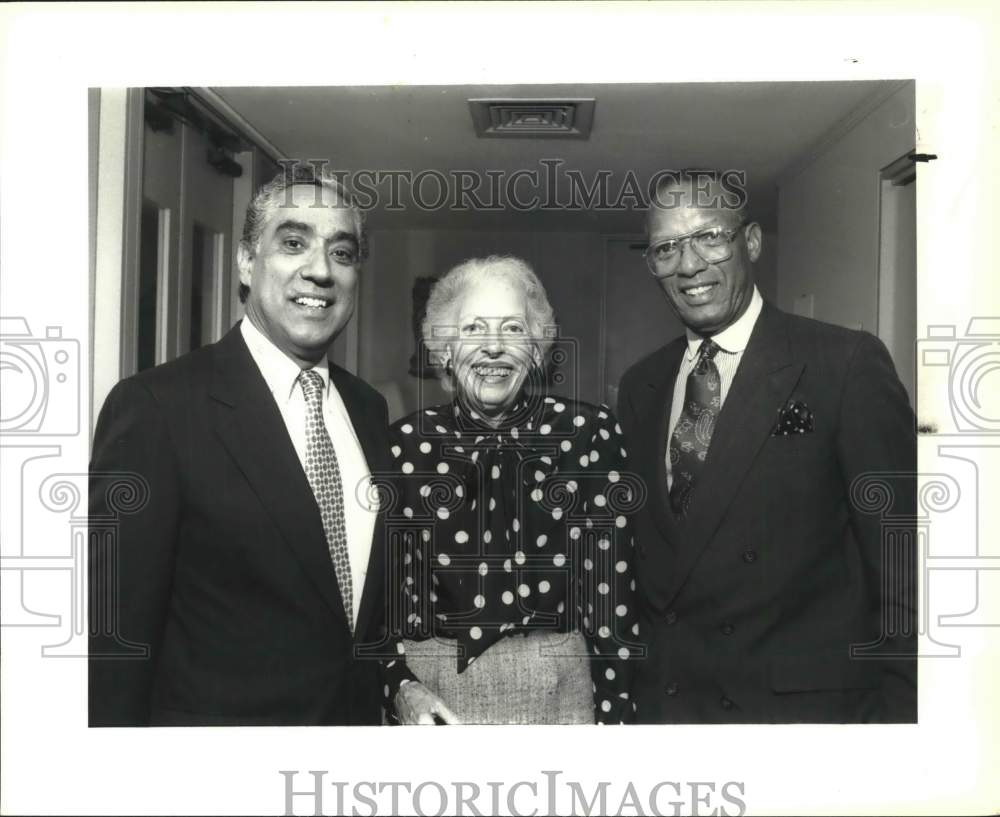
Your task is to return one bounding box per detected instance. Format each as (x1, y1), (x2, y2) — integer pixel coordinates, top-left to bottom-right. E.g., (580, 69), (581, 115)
(468, 98), (595, 139)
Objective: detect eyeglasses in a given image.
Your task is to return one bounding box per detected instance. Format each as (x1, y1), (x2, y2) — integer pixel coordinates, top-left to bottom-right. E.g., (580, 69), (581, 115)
(643, 219), (749, 278)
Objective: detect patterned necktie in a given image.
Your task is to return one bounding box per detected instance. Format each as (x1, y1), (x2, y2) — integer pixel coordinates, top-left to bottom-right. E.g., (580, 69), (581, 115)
(668, 338), (722, 517)
(298, 369), (354, 632)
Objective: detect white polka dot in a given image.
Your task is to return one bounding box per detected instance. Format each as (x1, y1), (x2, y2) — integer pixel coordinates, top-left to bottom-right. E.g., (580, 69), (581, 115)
(501, 591), (514, 605)
(629, 579), (636, 591)
(552, 507), (563, 521)
(598, 582), (610, 595)
(531, 488), (543, 502)
(608, 470), (620, 483)
(435, 425), (447, 434)
(553, 553), (566, 567)
(512, 518), (520, 532)
(419, 485), (431, 497)
(605, 667), (616, 681)
(616, 604), (628, 617)
(614, 423), (623, 434)
(489, 498), (497, 511)
(522, 615), (532, 625)
(534, 470), (546, 482)
(539, 424), (552, 435)
(483, 530), (493, 544)
(514, 550), (526, 565)
(554, 402), (566, 413)
(574, 415), (586, 427)
(537, 534), (548, 548)
(437, 553), (451, 566)
(594, 494), (607, 507)
(401, 462), (414, 474)
(419, 442), (432, 454)
(557, 601), (565, 613)
(404, 553), (412, 565)
(584, 558), (593, 571)
(569, 526), (581, 540)
(567, 480), (578, 493)
(620, 448), (627, 457)
(579, 455), (590, 467)
(403, 506), (413, 518)
(396, 642), (406, 654)
(384, 684), (390, 698)
(538, 580), (551, 593)
(454, 530), (469, 544)
(471, 451), (479, 463)
(616, 560), (628, 573)
(599, 428), (610, 440)
(599, 626), (611, 638)
(391, 445), (402, 458)
(491, 465), (501, 479)
(437, 507), (450, 520)
(400, 423), (413, 434)
(470, 626), (482, 640)
(429, 592), (437, 603)
(456, 486), (464, 497)
(437, 462), (449, 474)
(474, 594), (486, 609)
(632, 623), (640, 636)
(517, 584), (530, 597)
(478, 562), (488, 576)
(504, 559), (512, 572)
(615, 515), (627, 528)
(590, 450), (599, 463)
(541, 456), (552, 465)
(560, 440), (572, 452)
(618, 647), (630, 660)
(598, 538), (611, 551)
(510, 427), (519, 439)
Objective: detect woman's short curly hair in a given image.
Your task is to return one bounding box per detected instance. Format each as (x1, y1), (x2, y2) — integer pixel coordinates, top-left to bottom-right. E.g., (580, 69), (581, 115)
(421, 255), (557, 379)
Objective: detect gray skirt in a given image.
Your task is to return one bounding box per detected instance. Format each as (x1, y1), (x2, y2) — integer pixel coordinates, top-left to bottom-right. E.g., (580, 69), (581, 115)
(403, 631), (594, 724)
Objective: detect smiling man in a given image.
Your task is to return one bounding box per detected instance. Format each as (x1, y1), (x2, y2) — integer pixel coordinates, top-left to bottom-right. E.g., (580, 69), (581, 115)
(89, 165), (391, 726)
(617, 170), (918, 723)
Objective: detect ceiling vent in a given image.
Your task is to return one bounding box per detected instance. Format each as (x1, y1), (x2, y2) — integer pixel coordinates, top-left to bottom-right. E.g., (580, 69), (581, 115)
(468, 98), (595, 139)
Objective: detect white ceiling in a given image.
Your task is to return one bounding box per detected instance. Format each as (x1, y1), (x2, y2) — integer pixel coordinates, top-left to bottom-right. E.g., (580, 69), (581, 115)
(214, 81), (900, 233)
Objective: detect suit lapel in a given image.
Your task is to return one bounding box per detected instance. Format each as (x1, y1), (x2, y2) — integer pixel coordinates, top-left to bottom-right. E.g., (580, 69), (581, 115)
(328, 364), (387, 644)
(634, 338), (687, 545)
(662, 304), (804, 606)
(208, 326), (351, 630)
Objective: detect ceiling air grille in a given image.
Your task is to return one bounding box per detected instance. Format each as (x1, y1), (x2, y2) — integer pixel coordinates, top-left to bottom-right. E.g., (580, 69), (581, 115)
(468, 98), (595, 139)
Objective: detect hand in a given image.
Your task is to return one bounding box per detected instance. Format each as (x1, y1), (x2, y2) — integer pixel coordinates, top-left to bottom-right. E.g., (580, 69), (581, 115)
(394, 681), (461, 725)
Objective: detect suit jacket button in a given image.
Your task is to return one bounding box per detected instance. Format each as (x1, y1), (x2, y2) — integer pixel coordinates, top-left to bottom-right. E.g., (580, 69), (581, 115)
(720, 623), (735, 636)
(720, 696), (734, 710)
(742, 549), (757, 563)
(665, 682), (679, 696)
(665, 611), (678, 625)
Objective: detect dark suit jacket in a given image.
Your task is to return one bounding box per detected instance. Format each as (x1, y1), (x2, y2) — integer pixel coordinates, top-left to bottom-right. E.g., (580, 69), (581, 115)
(89, 324), (391, 726)
(618, 302), (917, 723)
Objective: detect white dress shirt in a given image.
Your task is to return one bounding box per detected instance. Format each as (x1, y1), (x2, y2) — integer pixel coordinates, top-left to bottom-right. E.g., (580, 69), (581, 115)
(241, 318), (378, 628)
(666, 286), (764, 489)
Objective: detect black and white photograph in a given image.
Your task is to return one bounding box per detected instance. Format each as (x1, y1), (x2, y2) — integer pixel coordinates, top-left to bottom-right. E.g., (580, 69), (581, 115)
(1, 3), (997, 816)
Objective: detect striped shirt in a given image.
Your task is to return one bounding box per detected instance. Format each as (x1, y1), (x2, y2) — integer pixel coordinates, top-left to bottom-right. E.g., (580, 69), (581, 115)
(666, 287), (764, 490)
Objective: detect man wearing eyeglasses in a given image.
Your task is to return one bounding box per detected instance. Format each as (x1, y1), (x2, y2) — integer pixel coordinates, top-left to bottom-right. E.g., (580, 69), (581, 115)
(617, 170), (917, 723)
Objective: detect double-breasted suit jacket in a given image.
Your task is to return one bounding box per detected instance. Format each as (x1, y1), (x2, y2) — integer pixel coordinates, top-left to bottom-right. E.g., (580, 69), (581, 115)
(618, 303), (917, 723)
(89, 325), (391, 726)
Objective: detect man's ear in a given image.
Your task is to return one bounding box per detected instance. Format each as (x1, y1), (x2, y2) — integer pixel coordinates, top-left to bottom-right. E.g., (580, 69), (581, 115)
(744, 222), (763, 263)
(237, 242), (253, 288)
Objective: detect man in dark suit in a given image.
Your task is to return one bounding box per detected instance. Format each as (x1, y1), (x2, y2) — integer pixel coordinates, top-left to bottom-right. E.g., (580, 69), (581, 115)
(618, 171), (917, 723)
(89, 165), (391, 725)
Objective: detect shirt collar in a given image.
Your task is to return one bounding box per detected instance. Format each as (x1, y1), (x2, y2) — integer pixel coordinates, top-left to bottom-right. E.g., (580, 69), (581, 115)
(684, 286), (763, 360)
(240, 318), (330, 403)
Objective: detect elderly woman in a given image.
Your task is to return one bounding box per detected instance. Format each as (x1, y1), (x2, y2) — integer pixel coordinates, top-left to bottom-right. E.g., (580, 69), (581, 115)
(382, 255), (641, 724)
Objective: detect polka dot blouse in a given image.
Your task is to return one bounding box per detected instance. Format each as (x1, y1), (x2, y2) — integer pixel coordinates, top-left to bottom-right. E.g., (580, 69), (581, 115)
(381, 394), (642, 724)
